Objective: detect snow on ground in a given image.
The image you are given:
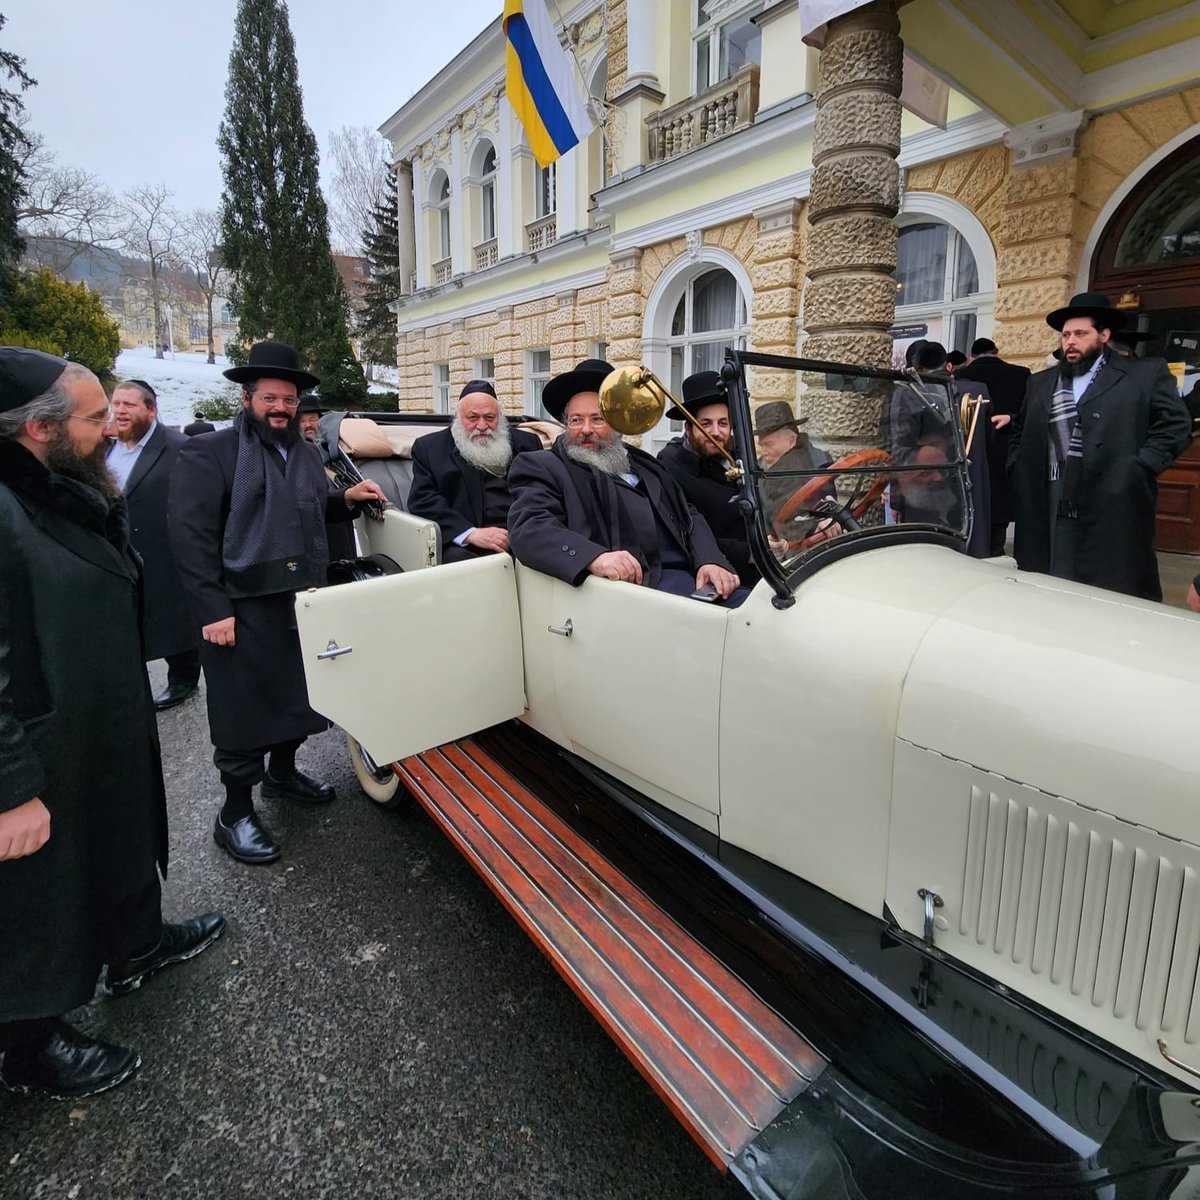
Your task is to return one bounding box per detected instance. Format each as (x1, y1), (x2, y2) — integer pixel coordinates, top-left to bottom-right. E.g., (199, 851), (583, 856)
(115, 347), (240, 428)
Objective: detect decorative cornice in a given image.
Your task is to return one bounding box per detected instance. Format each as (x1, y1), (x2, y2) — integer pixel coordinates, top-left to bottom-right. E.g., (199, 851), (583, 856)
(610, 80), (667, 105)
(753, 198), (803, 232)
(1003, 109), (1086, 169)
(754, 0), (798, 28)
(609, 247), (643, 272)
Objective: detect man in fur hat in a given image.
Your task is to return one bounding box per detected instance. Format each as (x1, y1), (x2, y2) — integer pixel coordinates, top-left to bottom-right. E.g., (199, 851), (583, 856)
(168, 342), (386, 865)
(1007, 293), (1191, 600)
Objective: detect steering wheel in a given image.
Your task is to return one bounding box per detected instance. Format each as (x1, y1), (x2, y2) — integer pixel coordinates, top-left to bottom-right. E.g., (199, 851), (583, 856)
(772, 449), (892, 545)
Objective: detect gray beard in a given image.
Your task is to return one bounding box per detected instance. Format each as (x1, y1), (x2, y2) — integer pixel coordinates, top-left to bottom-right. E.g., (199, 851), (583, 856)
(565, 438), (631, 477)
(451, 416), (513, 474)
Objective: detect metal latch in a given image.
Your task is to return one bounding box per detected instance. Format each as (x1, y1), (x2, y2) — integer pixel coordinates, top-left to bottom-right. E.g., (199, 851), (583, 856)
(917, 888), (944, 949)
(317, 639), (353, 660)
(548, 619), (573, 638)
(1158, 1039), (1200, 1082)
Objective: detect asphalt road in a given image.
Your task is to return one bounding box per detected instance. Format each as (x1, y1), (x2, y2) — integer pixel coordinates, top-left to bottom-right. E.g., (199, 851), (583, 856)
(0, 666), (743, 1200)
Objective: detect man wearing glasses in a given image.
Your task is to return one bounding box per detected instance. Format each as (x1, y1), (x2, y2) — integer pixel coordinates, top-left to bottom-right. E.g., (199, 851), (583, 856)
(168, 342), (386, 865)
(0, 347), (224, 1099)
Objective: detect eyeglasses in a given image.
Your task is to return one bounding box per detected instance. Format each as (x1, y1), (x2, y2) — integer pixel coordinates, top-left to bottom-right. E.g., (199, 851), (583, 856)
(70, 405), (114, 425)
(255, 393), (300, 409)
(566, 414), (609, 430)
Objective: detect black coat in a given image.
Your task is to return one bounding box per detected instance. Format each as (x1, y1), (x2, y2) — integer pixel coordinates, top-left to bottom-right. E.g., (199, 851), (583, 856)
(508, 441), (731, 587)
(0, 442), (168, 1021)
(657, 437), (756, 581)
(122, 422), (201, 661)
(1008, 355), (1193, 600)
(183, 419), (216, 436)
(168, 429), (355, 750)
(407, 427), (542, 559)
(954, 355), (1031, 527)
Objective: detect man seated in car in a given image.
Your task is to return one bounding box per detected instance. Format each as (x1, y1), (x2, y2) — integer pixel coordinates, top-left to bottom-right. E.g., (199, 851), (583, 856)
(507, 358), (741, 602)
(408, 380), (542, 562)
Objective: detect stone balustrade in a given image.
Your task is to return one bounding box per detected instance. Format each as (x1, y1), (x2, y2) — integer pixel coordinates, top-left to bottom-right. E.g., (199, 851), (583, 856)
(646, 65), (759, 164)
(474, 239), (498, 271)
(432, 257), (452, 285)
(526, 214), (557, 253)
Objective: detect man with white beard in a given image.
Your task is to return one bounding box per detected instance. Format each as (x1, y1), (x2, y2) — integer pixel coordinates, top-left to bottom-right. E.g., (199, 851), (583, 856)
(508, 359), (741, 602)
(408, 381), (542, 563)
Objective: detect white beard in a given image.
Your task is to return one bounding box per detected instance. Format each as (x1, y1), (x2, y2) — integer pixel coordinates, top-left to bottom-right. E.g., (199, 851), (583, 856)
(451, 415), (513, 474)
(565, 437), (631, 477)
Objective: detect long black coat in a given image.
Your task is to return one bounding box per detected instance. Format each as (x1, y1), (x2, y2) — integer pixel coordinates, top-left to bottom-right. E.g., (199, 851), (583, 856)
(1008, 355), (1193, 600)
(168, 429), (355, 750)
(407, 426), (542, 557)
(508, 441), (731, 587)
(954, 355), (1031, 527)
(122, 422), (201, 661)
(0, 442), (167, 1021)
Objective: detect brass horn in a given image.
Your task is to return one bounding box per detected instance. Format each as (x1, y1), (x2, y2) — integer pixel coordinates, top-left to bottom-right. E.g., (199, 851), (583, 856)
(598, 366), (743, 482)
(958, 390), (990, 456)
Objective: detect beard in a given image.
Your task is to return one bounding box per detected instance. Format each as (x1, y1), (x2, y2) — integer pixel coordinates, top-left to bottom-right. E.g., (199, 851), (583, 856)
(686, 429), (734, 459)
(245, 407), (301, 449)
(1061, 346), (1104, 378)
(451, 415), (513, 474)
(45, 424), (123, 504)
(565, 432), (631, 477)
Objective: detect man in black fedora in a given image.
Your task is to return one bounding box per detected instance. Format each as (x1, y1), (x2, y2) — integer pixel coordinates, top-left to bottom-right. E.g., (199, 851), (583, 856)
(508, 358), (740, 601)
(656, 370), (756, 582)
(168, 341), (387, 864)
(408, 379), (542, 563)
(1007, 292), (1191, 600)
(296, 392), (326, 444)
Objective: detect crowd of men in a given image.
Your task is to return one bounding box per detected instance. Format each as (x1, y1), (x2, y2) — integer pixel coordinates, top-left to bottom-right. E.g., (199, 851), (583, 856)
(0, 286), (1196, 1101)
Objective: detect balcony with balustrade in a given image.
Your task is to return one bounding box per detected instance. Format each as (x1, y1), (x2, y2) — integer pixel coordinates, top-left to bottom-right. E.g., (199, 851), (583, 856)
(526, 214), (557, 254)
(645, 64), (760, 164)
(432, 257), (453, 285)
(474, 239), (498, 271)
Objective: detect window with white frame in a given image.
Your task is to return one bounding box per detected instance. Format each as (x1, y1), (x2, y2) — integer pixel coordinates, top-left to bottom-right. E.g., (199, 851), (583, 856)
(480, 145), (497, 243)
(433, 362), (451, 414)
(536, 163), (556, 218)
(527, 349), (552, 416)
(589, 339), (608, 363)
(668, 268), (749, 399)
(892, 220), (981, 361)
(693, 0), (763, 94)
(475, 356), (496, 388)
(435, 175), (451, 261)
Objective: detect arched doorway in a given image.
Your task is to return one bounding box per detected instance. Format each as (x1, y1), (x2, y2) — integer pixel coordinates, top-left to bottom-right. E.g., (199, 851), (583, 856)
(1091, 134), (1200, 553)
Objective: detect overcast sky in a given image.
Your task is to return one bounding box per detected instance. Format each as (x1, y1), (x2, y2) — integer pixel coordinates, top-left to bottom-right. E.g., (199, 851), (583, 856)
(3, 0), (499, 212)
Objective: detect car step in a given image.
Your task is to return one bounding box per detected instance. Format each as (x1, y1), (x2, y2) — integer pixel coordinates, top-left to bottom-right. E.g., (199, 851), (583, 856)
(396, 738), (826, 1170)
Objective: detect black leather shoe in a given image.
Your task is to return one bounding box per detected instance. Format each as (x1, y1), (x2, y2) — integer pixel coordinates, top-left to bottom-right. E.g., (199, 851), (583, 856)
(0, 1020), (139, 1099)
(213, 812), (280, 864)
(261, 769), (336, 804)
(153, 681), (198, 711)
(107, 912), (226, 995)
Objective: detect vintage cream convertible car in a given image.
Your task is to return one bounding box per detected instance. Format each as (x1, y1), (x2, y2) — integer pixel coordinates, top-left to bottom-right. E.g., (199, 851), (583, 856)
(299, 353), (1200, 1199)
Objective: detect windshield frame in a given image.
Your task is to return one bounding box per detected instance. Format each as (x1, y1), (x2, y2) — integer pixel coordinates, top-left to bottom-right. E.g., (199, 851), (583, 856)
(721, 350), (973, 608)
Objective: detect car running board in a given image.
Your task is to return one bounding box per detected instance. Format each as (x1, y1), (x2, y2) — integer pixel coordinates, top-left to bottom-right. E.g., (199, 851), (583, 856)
(396, 739), (826, 1170)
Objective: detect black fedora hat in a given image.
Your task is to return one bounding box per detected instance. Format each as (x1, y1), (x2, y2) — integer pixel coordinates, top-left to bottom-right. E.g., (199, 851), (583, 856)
(224, 341), (320, 391)
(296, 393), (326, 415)
(667, 370), (727, 420)
(541, 358), (613, 421)
(1046, 292), (1125, 333)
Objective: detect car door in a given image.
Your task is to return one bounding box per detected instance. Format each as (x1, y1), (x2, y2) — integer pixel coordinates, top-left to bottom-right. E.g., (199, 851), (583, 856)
(296, 554), (524, 765)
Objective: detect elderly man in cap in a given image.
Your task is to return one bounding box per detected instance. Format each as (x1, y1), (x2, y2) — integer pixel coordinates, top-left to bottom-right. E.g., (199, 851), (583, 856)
(656, 370), (756, 583)
(106, 378), (203, 710)
(408, 380), (542, 562)
(755, 400), (833, 518)
(169, 342), (386, 865)
(1008, 292), (1191, 600)
(508, 358), (740, 601)
(0, 347), (223, 1099)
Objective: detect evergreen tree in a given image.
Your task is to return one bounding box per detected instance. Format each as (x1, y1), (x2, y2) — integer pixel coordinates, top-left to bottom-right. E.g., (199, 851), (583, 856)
(358, 170), (401, 367)
(0, 14), (34, 270)
(217, 0), (365, 403)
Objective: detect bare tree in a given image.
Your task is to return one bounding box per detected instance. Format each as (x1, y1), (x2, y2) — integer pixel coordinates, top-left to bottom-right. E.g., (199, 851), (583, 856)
(180, 207), (227, 364)
(326, 125), (389, 255)
(115, 184), (182, 359)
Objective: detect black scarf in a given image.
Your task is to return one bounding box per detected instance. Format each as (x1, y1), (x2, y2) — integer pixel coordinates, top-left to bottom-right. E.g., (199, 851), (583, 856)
(221, 412), (330, 597)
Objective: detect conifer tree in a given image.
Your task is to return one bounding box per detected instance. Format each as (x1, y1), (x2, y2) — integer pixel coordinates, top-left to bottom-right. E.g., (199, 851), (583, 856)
(217, 0), (365, 403)
(358, 170), (401, 367)
(0, 14), (34, 270)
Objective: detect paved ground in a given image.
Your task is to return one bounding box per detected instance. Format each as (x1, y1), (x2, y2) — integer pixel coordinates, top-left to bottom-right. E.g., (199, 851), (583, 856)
(0, 665), (741, 1200)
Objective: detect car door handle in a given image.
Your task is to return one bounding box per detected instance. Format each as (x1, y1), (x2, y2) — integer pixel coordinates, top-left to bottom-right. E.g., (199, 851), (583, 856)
(548, 619), (573, 638)
(317, 639), (353, 660)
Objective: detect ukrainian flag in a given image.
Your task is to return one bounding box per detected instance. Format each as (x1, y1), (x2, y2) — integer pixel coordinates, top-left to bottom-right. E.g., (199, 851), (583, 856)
(503, 0), (596, 168)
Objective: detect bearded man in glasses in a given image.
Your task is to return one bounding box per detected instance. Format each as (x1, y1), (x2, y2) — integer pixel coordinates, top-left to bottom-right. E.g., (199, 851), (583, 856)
(0, 347), (224, 1100)
(168, 342), (386, 866)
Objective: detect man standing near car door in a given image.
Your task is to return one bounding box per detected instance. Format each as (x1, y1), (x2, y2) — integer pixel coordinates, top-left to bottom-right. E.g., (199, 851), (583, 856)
(168, 342), (386, 866)
(1008, 292), (1191, 600)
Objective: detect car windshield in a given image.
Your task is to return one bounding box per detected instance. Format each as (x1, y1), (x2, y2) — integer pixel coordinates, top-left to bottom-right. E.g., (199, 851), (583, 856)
(728, 356), (973, 579)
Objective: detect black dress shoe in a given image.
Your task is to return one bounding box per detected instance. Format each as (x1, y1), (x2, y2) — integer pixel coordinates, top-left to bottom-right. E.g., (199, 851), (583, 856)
(107, 912), (226, 995)
(0, 1020), (140, 1099)
(153, 681), (198, 711)
(261, 768), (336, 804)
(213, 811), (280, 864)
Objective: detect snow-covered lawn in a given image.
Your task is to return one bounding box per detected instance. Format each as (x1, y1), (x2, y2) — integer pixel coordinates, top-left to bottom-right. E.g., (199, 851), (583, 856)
(115, 347), (240, 428)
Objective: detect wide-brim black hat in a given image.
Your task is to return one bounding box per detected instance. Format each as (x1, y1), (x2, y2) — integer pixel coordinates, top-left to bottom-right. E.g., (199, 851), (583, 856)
(224, 341), (320, 391)
(667, 370), (728, 420)
(296, 392), (326, 415)
(1046, 292), (1125, 333)
(541, 358), (613, 421)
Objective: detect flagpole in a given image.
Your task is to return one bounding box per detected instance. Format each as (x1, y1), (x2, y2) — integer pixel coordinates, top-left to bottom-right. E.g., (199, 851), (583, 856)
(546, 0), (614, 168)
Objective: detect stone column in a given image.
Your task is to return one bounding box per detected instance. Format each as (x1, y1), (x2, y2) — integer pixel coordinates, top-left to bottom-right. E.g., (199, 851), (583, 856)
(606, 0), (663, 176)
(396, 160), (417, 297)
(624, 0), (658, 88)
(606, 248), (645, 369)
(750, 199), (806, 404)
(449, 121), (467, 276)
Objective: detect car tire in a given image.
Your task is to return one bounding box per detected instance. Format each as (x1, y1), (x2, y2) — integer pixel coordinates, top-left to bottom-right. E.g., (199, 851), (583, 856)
(346, 732), (404, 808)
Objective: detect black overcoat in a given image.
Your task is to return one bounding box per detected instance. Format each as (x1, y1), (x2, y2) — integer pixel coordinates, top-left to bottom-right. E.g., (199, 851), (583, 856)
(407, 426), (543, 555)
(954, 355), (1031, 527)
(1007, 354), (1193, 600)
(0, 442), (167, 1021)
(507, 441), (731, 587)
(167, 429), (355, 750)
(123, 422), (201, 661)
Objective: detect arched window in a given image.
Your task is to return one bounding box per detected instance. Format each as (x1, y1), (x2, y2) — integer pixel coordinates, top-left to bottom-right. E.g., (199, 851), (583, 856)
(668, 267), (749, 392)
(435, 174), (451, 262)
(480, 145), (497, 243)
(892, 218), (981, 363)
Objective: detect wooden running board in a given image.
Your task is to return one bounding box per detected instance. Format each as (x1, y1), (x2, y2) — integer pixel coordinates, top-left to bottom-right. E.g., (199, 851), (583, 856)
(396, 739), (825, 1169)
